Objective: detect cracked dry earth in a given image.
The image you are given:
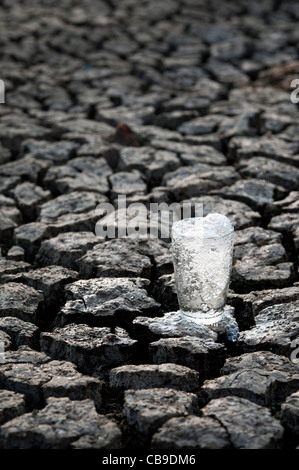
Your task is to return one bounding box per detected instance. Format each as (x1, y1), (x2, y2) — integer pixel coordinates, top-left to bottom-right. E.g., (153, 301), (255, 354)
(0, 0), (299, 450)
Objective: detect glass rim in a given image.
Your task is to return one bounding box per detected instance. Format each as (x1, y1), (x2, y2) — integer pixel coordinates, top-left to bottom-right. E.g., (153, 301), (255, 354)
(171, 216), (234, 240)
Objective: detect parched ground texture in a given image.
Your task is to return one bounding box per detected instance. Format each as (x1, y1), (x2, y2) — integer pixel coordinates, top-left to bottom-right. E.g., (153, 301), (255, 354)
(0, 0), (299, 450)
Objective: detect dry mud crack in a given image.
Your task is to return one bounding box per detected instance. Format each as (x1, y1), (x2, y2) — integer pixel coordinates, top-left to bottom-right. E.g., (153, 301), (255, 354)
(0, 0), (299, 450)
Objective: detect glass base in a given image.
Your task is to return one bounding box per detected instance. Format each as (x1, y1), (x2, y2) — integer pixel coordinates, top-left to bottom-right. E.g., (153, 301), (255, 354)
(180, 309), (224, 326)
